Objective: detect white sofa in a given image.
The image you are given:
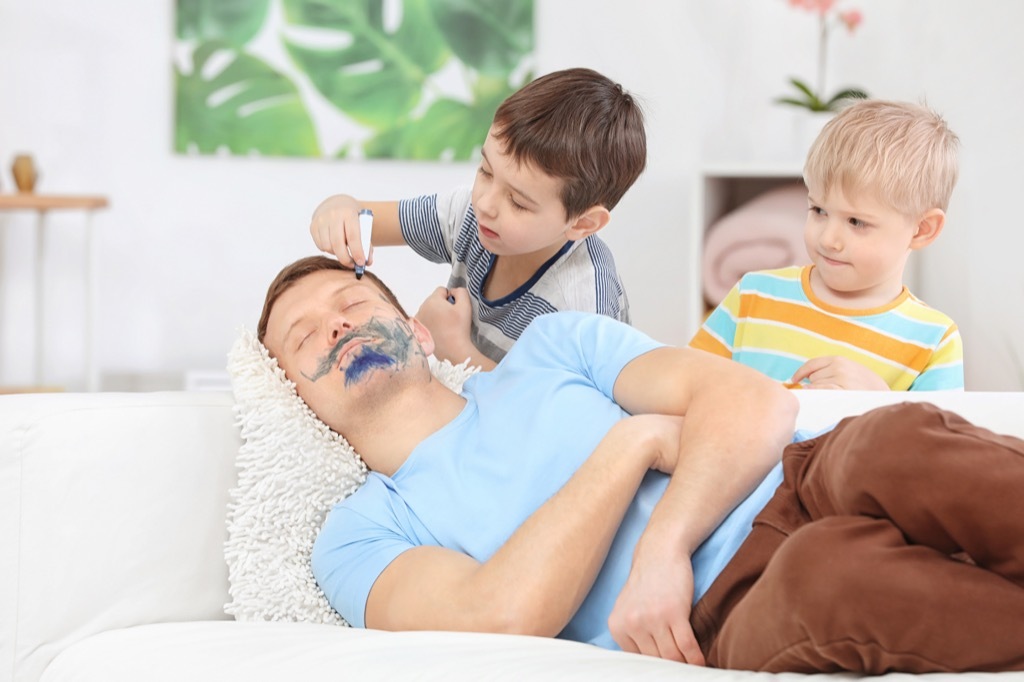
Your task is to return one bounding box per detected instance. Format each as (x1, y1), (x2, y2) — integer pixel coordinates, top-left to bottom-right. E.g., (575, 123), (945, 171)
(3, 389), (1023, 682)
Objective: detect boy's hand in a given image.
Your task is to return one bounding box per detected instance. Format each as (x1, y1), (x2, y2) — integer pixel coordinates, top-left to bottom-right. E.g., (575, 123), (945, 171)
(790, 356), (890, 390)
(416, 287), (475, 365)
(310, 194), (372, 269)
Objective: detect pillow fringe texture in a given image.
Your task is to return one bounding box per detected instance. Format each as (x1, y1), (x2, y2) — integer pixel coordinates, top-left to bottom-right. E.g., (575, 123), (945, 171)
(224, 327), (478, 625)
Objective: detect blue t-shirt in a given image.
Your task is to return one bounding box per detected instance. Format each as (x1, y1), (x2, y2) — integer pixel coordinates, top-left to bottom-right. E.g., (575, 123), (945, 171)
(312, 312), (784, 649)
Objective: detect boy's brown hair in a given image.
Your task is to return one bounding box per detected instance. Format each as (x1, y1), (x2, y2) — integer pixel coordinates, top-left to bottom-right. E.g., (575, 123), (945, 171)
(804, 99), (960, 216)
(492, 67), (647, 218)
(258, 256), (408, 344)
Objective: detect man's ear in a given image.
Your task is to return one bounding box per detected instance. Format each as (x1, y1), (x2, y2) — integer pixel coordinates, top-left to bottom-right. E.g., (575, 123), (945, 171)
(565, 205), (612, 241)
(408, 316), (436, 356)
(910, 208), (945, 250)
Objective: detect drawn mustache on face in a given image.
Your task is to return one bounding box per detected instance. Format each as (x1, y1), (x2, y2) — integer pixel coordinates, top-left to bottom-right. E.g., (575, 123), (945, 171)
(302, 317), (417, 384)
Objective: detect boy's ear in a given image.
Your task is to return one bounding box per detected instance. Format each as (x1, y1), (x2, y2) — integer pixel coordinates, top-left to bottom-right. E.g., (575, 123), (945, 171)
(910, 208), (945, 250)
(565, 205), (611, 241)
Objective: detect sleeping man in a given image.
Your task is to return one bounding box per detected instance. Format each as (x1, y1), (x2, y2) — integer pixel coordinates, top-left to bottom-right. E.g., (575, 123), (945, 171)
(258, 255), (1024, 674)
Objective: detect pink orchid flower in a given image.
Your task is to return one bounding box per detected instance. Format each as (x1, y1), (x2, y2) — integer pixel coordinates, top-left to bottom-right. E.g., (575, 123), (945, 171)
(788, 0), (837, 15)
(777, 0), (869, 112)
(840, 9), (863, 31)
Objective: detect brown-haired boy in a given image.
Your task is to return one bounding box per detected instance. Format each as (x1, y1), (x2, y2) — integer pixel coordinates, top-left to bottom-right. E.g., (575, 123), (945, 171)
(309, 68), (646, 369)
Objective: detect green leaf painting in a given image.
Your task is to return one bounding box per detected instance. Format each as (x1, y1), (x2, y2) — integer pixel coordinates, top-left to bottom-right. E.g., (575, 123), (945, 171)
(281, 0), (449, 130)
(175, 42), (319, 156)
(176, 0), (271, 46)
(173, 0), (535, 160)
(428, 0), (533, 75)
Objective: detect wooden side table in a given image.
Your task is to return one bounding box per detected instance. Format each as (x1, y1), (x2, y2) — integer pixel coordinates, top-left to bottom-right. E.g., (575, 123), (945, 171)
(0, 194), (109, 391)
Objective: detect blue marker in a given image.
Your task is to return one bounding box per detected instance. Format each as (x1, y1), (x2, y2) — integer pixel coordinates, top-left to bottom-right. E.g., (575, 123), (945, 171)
(355, 209), (373, 279)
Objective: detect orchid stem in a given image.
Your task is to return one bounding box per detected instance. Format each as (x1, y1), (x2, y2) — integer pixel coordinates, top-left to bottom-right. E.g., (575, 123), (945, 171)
(817, 13), (828, 100)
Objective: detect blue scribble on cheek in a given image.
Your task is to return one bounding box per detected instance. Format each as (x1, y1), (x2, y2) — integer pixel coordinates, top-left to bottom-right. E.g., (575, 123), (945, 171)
(345, 348), (396, 386)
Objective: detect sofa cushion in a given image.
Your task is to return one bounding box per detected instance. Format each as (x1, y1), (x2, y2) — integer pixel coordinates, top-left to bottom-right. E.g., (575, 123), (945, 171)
(42, 620), (1013, 682)
(0, 391), (240, 682)
(36, 621), (792, 681)
(224, 328), (477, 625)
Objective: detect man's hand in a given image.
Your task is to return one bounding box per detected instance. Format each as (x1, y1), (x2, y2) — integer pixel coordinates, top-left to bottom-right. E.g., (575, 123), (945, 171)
(790, 356), (890, 390)
(638, 415), (685, 475)
(608, 539), (705, 665)
(416, 287), (484, 367)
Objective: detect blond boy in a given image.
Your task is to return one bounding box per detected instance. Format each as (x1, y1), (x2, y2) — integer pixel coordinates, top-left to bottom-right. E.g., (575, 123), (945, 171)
(310, 68), (646, 370)
(690, 100), (963, 390)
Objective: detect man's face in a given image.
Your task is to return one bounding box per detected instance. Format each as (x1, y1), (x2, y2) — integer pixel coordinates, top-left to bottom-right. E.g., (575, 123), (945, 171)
(263, 268), (433, 432)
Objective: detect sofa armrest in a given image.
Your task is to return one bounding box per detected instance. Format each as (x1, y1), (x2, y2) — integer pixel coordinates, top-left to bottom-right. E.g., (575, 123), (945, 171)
(793, 390), (1024, 437)
(0, 391), (241, 682)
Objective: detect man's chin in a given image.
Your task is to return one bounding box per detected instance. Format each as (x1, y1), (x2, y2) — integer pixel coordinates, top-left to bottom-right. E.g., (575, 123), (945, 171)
(343, 350), (398, 387)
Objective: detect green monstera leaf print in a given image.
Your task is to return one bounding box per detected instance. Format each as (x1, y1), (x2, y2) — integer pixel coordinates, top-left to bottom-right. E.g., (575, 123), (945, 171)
(282, 0), (533, 160)
(173, 0), (534, 159)
(176, 0), (271, 47)
(428, 0), (533, 76)
(362, 73), (516, 160)
(175, 41), (320, 156)
(282, 0), (450, 130)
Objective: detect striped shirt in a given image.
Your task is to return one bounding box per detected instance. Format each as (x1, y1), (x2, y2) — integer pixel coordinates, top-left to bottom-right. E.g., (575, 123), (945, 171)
(689, 266), (964, 390)
(399, 186), (630, 362)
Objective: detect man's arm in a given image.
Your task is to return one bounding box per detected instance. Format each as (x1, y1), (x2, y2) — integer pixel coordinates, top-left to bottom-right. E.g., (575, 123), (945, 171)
(364, 415), (681, 635)
(608, 346), (798, 662)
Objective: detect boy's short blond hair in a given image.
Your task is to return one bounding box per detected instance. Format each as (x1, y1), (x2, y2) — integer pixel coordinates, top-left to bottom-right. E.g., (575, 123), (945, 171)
(803, 99), (960, 216)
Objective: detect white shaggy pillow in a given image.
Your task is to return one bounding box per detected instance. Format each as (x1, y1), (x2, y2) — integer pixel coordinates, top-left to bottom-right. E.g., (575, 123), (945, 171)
(224, 327), (479, 624)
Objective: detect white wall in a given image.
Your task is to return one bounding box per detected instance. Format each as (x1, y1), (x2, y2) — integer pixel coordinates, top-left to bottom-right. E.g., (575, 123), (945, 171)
(1, 0), (1021, 390)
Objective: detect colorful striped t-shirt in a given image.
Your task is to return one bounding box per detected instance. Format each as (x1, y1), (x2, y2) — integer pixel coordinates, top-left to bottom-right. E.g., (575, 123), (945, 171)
(689, 266), (963, 390)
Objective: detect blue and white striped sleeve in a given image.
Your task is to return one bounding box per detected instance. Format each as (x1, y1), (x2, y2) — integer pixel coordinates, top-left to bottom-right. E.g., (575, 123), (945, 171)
(398, 193), (450, 264)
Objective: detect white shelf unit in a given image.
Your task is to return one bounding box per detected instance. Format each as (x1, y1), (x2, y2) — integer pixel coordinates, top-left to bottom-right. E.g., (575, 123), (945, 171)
(687, 165), (803, 338)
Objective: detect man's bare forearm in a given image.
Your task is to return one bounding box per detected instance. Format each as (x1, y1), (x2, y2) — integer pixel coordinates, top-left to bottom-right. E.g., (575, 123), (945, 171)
(644, 368), (794, 557)
(614, 347), (797, 555)
(606, 347), (797, 660)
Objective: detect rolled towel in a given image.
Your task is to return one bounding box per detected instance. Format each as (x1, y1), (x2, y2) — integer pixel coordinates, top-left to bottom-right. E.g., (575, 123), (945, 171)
(702, 182), (812, 306)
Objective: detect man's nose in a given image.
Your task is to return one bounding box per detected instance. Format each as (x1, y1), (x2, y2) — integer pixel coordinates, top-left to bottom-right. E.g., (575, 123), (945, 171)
(328, 316), (353, 342)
